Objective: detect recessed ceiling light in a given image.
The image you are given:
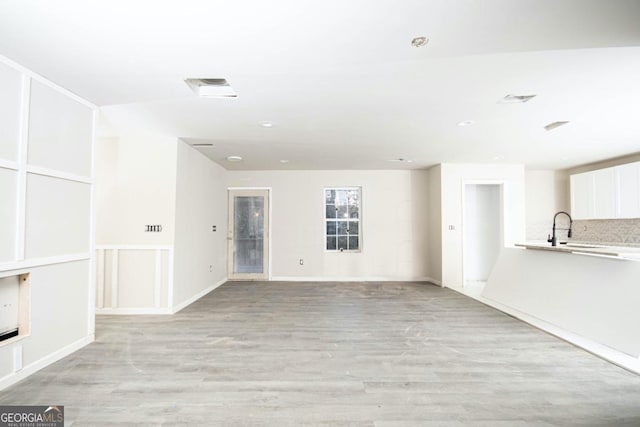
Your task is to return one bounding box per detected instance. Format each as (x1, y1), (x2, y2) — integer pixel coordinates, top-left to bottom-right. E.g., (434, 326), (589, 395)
(226, 155), (243, 162)
(279, 159), (289, 164)
(411, 36), (429, 48)
(498, 94), (536, 104)
(260, 121), (274, 128)
(185, 78), (237, 98)
(544, 121), (570, 131)
(389, 158), (413, 163)
(457, 120), (475, 127)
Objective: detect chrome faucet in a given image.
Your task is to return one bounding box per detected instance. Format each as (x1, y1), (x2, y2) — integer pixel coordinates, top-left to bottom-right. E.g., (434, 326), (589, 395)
(547, 211), (573, 247)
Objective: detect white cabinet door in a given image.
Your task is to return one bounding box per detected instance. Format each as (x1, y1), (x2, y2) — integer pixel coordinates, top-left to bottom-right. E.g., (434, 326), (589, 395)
(592, 168), (616, 219)
(616, 162), (640, 218)
(570, 172), (594, 219)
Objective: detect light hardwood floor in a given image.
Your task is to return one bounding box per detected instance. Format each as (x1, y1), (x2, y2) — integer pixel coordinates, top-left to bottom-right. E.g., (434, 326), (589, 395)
(2, 281), (640, 426)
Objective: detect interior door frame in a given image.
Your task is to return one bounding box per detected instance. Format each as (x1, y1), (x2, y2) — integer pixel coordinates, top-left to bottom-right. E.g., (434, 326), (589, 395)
(460, 180), (505, 288)
(227, 187), (271, 280)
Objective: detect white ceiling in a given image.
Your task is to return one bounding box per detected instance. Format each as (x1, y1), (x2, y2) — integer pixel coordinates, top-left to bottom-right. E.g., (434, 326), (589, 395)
(1, 0), (639, 170)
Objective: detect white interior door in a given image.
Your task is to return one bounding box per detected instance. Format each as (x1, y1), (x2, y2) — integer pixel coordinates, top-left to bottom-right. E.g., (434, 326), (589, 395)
(228, 189), (269, 280)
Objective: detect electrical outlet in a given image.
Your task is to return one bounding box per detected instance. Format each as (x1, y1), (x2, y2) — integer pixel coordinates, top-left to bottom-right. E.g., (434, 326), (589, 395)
(448, 225), (455, 231)
(212, 225), (217, 232)
(209, 265), (213, 272)
(299, 259), (304, 266)
(145, 224), (163, 232)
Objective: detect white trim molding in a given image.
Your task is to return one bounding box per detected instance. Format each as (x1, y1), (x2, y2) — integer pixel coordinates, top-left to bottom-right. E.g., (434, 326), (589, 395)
(0, 159), (19, 171)
(95, 245), (174, 313)
(0, 253), (91, 275)
(96, 307), (172, 315)
(26, 165), (92, 184)
(269, 276), (434, 283)
(0, 334), (94, 391)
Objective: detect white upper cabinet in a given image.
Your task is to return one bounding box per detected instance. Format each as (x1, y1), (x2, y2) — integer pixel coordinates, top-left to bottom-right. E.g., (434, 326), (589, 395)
(592, 168), (616, 219)
(570, 162), (640, 220)
(616, 162), (640, 218)
(570, 172), (594, 219)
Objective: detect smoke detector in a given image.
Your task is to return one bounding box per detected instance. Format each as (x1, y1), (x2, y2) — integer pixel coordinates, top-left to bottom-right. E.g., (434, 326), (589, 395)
(185, 78), (237, 98)
(498, 94), (536, 104)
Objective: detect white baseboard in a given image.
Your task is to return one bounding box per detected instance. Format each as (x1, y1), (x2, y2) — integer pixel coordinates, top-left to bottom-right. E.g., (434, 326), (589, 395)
(96, 307), (172, 315)
(270, 276), (434, 282)
(450, 287), (640, 375)
(171, 278), (227, 314)
(0, 334), (94, 391)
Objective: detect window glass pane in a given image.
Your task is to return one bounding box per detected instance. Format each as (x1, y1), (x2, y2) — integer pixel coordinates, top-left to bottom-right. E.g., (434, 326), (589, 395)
(348, 221), (359, 235)
(326, 221), (336, 235)
(337, 221), (349, 235)
(326, 236), (337, 250)
(337, 236), (348, 251)
(348, 236), (359, 250)
(325, 190), (336, 204)
(325, 204), (337, 219)
(347, 189), (359, 205)
(325, 187), (361, 252)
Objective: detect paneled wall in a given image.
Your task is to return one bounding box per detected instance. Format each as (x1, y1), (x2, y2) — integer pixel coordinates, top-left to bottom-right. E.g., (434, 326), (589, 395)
(95, 246), (173, 314)
(0, 56), (95, 389)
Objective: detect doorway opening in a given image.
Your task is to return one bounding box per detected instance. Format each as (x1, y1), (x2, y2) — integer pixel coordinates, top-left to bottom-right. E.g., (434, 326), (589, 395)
(228, 189), (270, 280)
(462, 183), (503, 297)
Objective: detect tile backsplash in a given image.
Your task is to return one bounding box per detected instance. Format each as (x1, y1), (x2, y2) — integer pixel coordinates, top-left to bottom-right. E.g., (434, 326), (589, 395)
(527, 218), (640, 247)
(571, 218), (640, 247)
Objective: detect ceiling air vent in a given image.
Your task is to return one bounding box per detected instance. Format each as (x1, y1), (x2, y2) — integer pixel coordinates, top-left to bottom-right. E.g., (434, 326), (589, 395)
(498, 94), (536, 104)
(185, 78), (237, 98)
(544, 121), (570, 131)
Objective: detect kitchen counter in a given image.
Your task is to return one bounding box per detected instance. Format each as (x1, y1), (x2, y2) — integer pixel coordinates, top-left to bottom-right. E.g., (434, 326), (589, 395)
(482, 246), (640, 365)
(515, 241), (640, 260)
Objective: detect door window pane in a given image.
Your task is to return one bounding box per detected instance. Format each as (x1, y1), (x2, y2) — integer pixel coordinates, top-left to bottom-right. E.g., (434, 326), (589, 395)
(233, 196), (264, 274)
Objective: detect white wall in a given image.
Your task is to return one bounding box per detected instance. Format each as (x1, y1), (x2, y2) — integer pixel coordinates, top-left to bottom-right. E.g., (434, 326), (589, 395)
(227, 170), (430, 281)
(94, 137), (230, 313)
(95, 135), (177, 245)
(172, 141), (228, 310)
(440, 163), (526, 287)
(0, 56), (95, 389)
(427, 165), (442, 285)
(525, 170), (569, 240)
(94, 135), (178, 313)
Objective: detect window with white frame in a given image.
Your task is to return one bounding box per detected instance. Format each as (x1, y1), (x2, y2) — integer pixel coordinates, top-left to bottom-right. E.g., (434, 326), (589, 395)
(324, 187), (361, 252)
